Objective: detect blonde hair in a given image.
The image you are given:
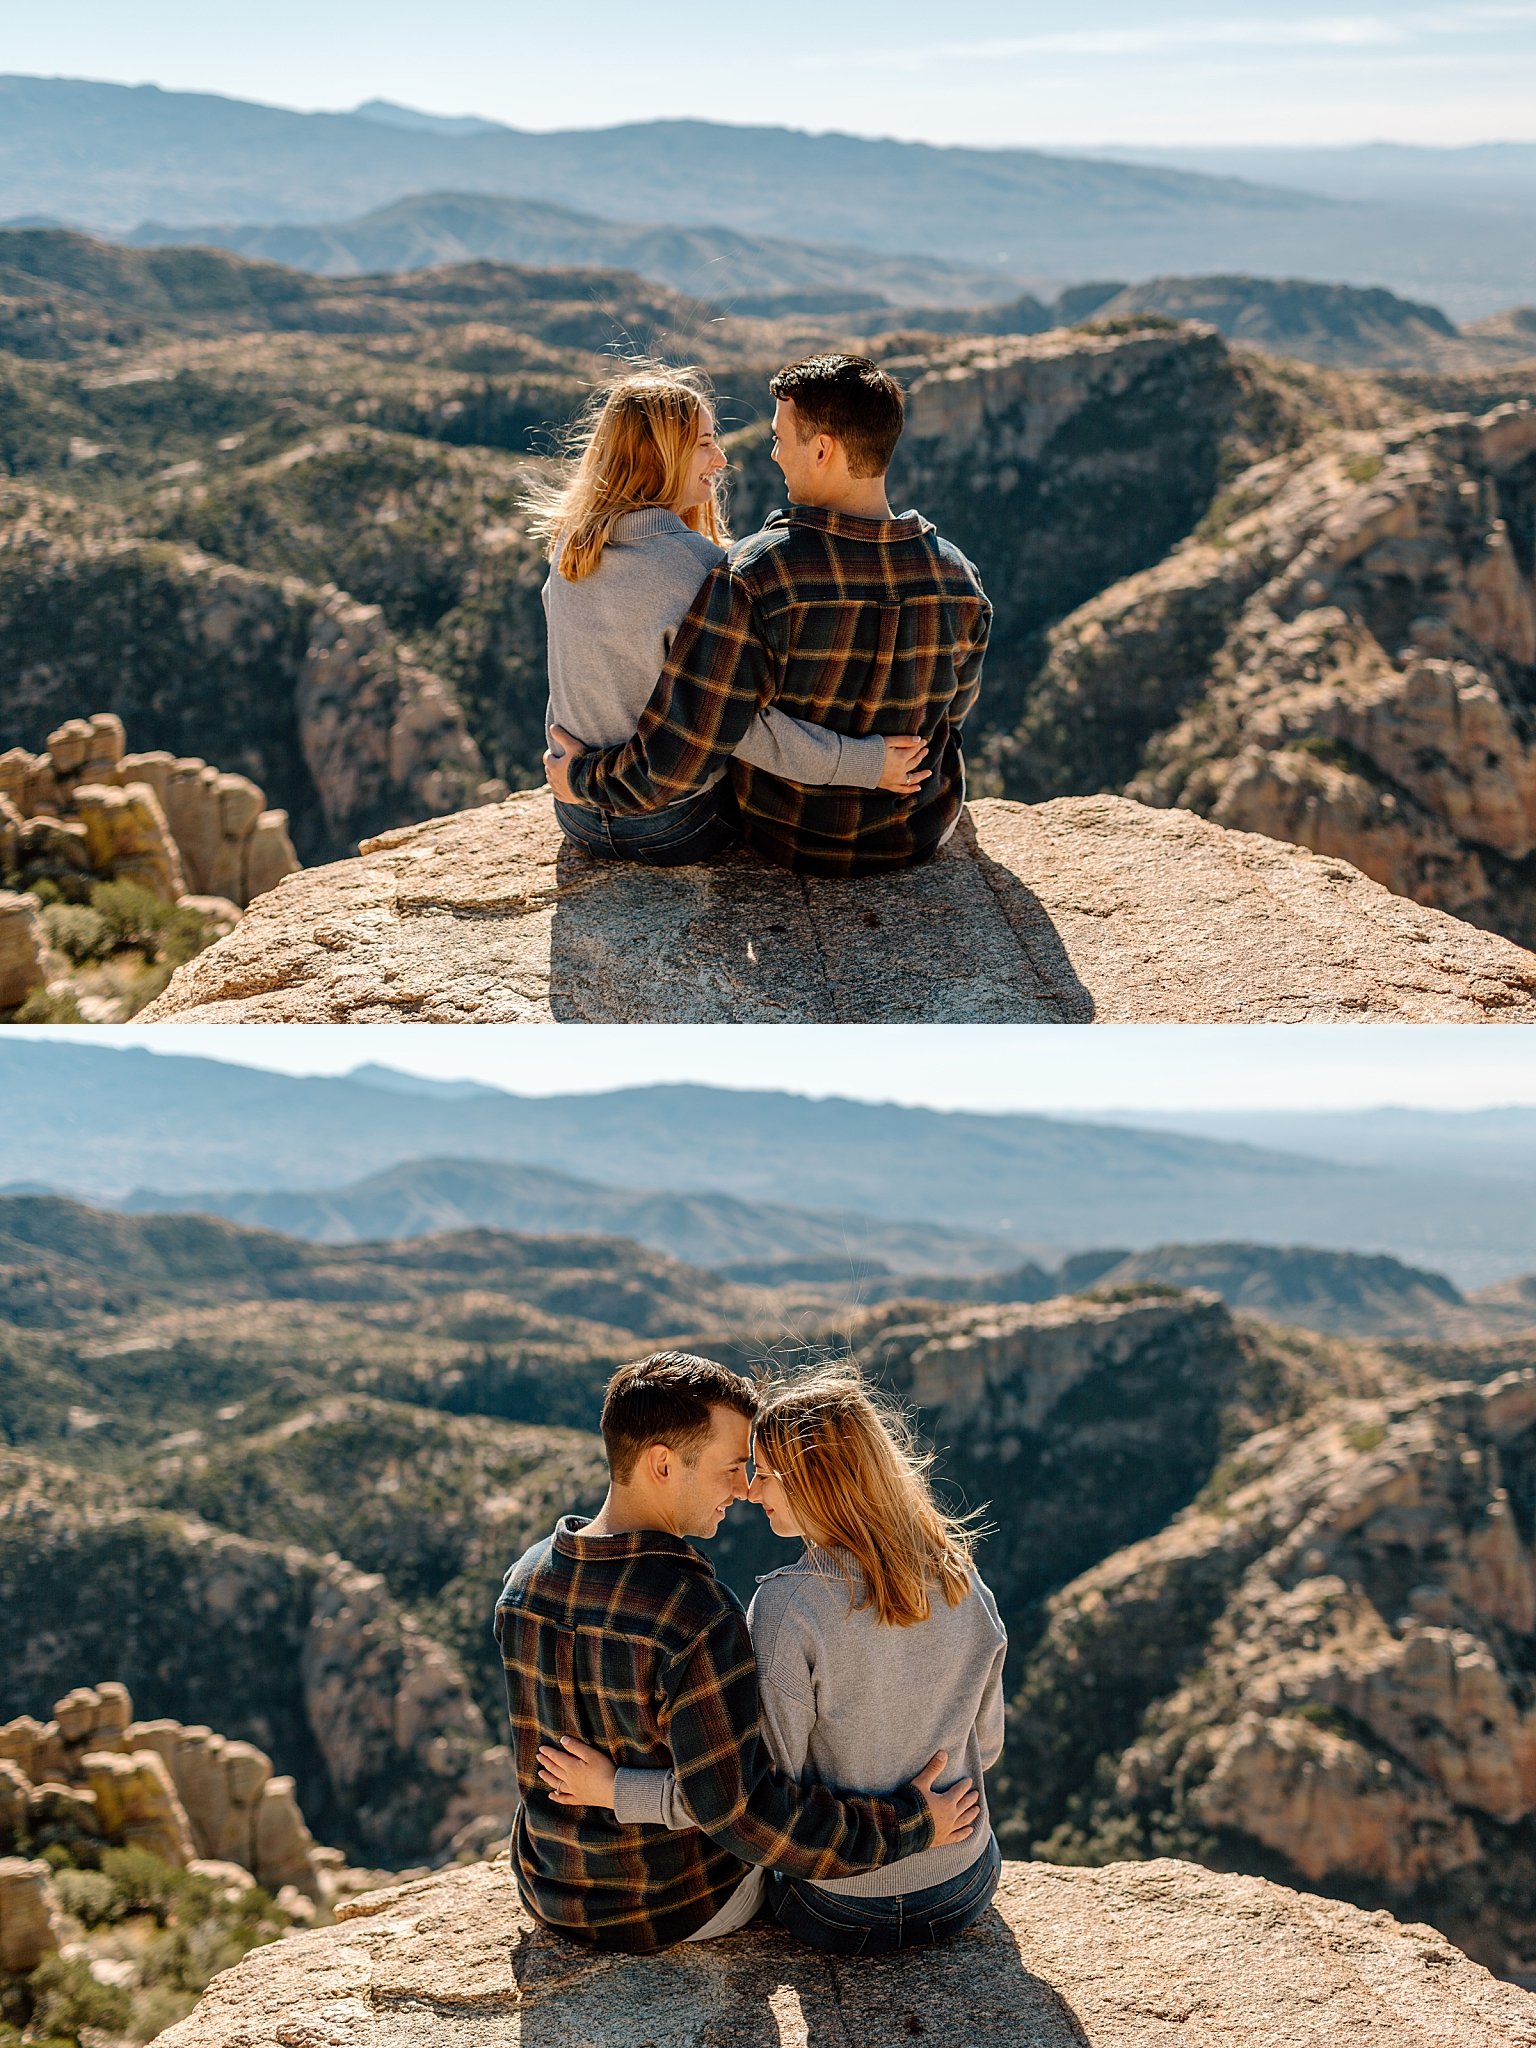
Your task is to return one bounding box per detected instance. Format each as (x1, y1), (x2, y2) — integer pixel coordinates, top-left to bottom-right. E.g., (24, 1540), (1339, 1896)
(753, 1363), (976, 1628)
(524, 367), (728, 582)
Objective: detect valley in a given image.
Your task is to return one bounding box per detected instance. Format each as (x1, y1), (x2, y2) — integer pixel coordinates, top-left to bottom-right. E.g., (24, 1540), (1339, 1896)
(4, 1173), (1536, 1973)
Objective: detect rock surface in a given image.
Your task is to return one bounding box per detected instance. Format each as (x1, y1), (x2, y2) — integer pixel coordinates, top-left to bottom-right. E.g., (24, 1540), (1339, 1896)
(0, 890), (47, 1008)
(151, 1854), (1536, 2048)
(138, 789), (1536, 1023)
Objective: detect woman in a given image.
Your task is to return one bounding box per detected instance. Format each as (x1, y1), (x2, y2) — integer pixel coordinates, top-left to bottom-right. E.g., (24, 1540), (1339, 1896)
(538, 1364), (1006, 1955)
(527, 369), (929, 865)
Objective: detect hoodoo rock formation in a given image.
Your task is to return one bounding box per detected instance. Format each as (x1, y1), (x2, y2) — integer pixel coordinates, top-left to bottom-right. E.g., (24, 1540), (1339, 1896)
(152, 1855), (1536, 2048)
(0, 711), (298, 912)
(0, 1682), (332, 1913)
(139, 789), (1536, 1023)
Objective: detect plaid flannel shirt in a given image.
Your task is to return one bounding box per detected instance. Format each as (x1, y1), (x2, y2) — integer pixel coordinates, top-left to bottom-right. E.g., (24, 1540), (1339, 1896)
(565, 507), (992, 877)
(495, 1515), (933, 1952)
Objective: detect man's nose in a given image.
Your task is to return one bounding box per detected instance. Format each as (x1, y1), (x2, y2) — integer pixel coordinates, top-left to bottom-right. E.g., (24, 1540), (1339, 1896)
(746, 1474), (764, 1501)
(734, 1469), (752, 1500)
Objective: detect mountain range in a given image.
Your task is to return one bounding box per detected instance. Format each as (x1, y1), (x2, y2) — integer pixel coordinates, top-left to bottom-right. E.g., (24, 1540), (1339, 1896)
(119, 190), (1010, 309)
(3, 1041), (1535, 1285)
(4, 77), (1536, 317)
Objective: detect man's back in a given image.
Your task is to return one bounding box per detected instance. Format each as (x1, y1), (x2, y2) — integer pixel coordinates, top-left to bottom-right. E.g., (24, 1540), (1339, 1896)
(725, 509), (989, 874)
(497, 1517), (749, 1952)
(567, 505), (991, 877)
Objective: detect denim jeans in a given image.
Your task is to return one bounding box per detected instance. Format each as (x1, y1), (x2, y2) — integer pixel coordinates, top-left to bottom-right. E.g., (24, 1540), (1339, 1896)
(771, 1833), (1001, 1957)
(553, 783), (738, 867)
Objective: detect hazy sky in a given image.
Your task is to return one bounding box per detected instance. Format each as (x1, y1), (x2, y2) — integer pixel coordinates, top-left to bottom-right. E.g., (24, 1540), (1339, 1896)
(12, 1025), (1536, 1113)
(6, 2), (1536, 146)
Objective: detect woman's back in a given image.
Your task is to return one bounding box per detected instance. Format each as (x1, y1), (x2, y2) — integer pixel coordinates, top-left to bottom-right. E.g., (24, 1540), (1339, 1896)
(543, 508), (724, 753)
(747, 1548), (1006, 1899)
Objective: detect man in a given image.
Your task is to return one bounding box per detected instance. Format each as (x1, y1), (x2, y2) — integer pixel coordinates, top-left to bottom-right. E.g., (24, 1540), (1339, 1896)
(544, 355), (992, 878)
(495, 1351), (978, 1952)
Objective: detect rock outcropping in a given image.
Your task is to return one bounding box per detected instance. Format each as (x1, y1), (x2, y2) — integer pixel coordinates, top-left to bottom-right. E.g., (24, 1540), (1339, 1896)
(0, 1477), (517, 1870)
(0, 711), (298, 910)
(139, 789), (1536, 1023)
(1002, 399), (1536, 950)
(1006, 1365), (1536, 1975)
(0, 1682), (330, 1905)
(152, 1855), (1536, 2048)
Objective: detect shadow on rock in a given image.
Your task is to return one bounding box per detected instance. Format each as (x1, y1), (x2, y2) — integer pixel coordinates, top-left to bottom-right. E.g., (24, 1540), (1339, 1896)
(514, 1903), (1095, 2048)
(964, 836), (1095, 1023)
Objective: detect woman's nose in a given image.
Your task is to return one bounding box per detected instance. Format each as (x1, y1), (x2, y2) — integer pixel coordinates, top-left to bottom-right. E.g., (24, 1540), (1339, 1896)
(746, 1474), (764, 1500)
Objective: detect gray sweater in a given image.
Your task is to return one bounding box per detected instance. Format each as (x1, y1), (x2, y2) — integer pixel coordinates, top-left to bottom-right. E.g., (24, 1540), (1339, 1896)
(542, 508), (887, 801)
(614, 1548), (1007, 1898)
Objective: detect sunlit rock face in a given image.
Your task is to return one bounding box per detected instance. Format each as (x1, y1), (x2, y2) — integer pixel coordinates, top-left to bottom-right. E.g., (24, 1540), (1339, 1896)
(150, 1855), (1536, 2048)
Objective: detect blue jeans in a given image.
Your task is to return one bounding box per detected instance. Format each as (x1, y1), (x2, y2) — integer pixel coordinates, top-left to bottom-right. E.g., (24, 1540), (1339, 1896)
(771, 1833), (1000, 1957)
(553, 784), (738, 867)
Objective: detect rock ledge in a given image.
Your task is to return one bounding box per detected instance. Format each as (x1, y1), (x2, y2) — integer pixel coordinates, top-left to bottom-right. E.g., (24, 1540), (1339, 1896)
(140, 791), (1536, 1024)
(152, 1854), (1536, 2047)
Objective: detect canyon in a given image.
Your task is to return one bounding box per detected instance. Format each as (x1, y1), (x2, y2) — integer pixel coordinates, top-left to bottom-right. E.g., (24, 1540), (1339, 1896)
(5, 227), (1536, 976)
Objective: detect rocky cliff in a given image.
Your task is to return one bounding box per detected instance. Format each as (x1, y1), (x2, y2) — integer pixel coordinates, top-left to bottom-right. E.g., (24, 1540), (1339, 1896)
(138, 788), (1536, 1023)
(998, 398), (1536, 949)
(150, 1855), (1536, 2048)
(0, 499), (502, 860)
(0, 1465), (518, 1870)
(1003, 1366), (1536, 1977)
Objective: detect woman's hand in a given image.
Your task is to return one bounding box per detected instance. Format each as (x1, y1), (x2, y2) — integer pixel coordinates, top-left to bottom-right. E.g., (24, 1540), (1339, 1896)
(909, 1751), (981, 1847)
(544, 725), (587, 803)
(877, 735), (930, 795)
(537, 1734), (619, 1808)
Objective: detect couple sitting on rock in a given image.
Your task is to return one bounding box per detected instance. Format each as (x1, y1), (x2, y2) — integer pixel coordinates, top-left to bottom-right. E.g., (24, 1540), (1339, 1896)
(535, 354), (992, 877)
(495, 1353), (1006, 1955)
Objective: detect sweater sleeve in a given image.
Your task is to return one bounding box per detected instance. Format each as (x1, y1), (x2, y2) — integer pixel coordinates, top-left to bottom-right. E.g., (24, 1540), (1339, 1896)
(976, 1631), (1008, 1772)
(659, 1601), (932, 1878)
(734, 708), (888, 790)
(612, 1766), (695, 1831)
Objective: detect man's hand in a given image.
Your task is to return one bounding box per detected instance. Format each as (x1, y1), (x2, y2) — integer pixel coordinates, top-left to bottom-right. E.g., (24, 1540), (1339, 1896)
(544, 724), (587, 804)
(878, 735), (930, 795)
(910, 1750), (980, 1847)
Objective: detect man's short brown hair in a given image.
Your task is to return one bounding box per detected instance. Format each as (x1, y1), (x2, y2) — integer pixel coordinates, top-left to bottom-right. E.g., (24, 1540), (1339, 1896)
(769, 355), (905, 479)
(600, 1352), (759, 1483)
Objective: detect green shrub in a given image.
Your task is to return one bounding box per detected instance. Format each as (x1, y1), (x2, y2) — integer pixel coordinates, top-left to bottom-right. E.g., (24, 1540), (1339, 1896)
(11, 988), (81, 1023)
(53, 1865), (117, 1926)
(41, 901), (109, 963)
(101, 1845), (196, 1926)
(158, 903), (217, 967)
(88, 879), (172, 953)
(129, 1983), (197, 2042)
(26, 1954), (131, 2040)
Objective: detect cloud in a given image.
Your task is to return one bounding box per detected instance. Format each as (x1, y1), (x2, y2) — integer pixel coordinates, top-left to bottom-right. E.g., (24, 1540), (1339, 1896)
(807, 8), (1536, 72)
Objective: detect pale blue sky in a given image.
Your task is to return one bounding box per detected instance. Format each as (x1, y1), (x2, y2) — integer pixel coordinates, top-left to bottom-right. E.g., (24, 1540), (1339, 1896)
(11, 1025), (1536, 1113)
(6, 2), (1536, 145)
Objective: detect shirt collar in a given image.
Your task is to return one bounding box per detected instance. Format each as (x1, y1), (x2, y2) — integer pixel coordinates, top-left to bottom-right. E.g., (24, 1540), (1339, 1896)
(553, 1511), (717, 1572)
(767, 506), (933, 544)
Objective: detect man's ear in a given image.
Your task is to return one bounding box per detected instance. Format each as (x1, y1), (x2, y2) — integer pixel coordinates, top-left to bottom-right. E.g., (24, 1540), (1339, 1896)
(813, 434), (837, 472)
(643, 1442), (674, 1486)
